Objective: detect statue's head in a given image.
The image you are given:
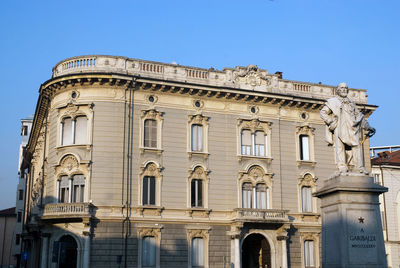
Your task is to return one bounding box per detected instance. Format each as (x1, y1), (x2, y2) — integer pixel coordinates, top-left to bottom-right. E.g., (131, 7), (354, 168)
(336, 82), (349, 98)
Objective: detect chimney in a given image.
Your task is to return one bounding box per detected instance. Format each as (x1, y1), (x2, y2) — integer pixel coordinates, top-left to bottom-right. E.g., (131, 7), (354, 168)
(275, 71), (283, 79)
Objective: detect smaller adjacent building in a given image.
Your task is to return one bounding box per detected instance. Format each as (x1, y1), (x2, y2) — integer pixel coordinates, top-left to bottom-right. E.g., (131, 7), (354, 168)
(11, 116), (33, 266)
(0, 207), (17, 268)
(371, 145), (400, 268)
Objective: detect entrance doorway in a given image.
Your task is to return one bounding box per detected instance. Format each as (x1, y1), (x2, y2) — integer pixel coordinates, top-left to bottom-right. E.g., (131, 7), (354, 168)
(242, 233), (271, 268)
(58, 235), (77, 268)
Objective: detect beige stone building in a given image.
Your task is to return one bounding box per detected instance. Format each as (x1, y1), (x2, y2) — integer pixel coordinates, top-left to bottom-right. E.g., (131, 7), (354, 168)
(20, 55), (376, 268)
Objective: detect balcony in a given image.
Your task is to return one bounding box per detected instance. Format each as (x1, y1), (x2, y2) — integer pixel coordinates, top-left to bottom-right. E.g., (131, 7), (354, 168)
(41, 202), (94, 222)
(234, 208), (289, 223)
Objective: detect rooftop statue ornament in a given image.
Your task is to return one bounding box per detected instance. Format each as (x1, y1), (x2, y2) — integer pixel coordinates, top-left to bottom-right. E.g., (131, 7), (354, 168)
(320, 82), (375, 176)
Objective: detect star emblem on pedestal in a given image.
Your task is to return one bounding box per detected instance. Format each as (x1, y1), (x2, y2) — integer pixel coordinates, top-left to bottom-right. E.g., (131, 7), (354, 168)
(358, 217), (364, 224)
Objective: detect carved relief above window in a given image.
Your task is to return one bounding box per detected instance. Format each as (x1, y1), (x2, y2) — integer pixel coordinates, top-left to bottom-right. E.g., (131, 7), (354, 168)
(188, 114), (209, 158)
(238, 165), (272, 209)
(57, 102), (92, 148)
(140, 109), (163, 154)
(237, 119), (272, 161)
(298, 173), (317, 214)
(54, 154), (90, 204)
(296, 125), (315, 165)
(186, 166), (210, 217)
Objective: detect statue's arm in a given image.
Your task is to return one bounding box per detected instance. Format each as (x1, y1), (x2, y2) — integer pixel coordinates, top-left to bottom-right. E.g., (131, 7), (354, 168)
(320, 105), (337, 131)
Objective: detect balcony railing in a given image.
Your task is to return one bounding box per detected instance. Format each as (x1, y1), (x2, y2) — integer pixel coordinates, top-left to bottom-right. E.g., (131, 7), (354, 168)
(235, 208), (288, 222)
(42, 202), (93, 220)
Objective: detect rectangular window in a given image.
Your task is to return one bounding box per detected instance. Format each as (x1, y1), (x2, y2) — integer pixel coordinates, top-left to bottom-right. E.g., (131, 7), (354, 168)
(242, 183), (253, 208)
(74, 116), (88, 144)
(59, 176), (70, 203)
(300, 135), (310, 161)
(241, 130), (252, 155)
(192, 238), (204, 267)
(18, 189), (24, 200)
(304, 240), (315, 267)
(302, 187), (312, 212)
(62, 118), (73, 145)
(21, 125), (28, 136)
(73, 175), (85, 202)
(142, 236), (156, 267)
(191, 179), (203, 207)
(16, 234), (20, 245)
(254, 131), (265, 156)
(256, 184), (268, 209)
(17, 212), (22, 222)
(373, 173), (381, 185)
(191, 125), (203, 152)
(144, 119), (157, 148)
(143, 176), (156, 205)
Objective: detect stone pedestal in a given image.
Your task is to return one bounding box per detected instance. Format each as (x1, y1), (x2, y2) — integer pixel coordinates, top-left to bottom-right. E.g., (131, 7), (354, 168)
(314, 174), (388, 268)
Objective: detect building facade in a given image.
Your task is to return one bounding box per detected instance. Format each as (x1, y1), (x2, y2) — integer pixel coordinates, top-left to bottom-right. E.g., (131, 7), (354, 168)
(20, 55), (376, 268)
(0, 207), (17, 268)
(12, 116), (33, 265)
(371, 146), (400, 268)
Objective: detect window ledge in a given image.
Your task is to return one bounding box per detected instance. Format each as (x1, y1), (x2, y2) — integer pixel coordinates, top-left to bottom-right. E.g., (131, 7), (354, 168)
(237, 155), (272, 163)
(136, 205), (164, 216)
(188, 151), (209, 159)
(140, 147), (163, 155)
(296, 160), (316, 167)
(186, 208), (211, 218)
(56, 144), (91, 150)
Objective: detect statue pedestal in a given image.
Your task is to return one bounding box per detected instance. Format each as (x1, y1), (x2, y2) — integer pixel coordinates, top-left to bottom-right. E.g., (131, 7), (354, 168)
(314, 174), (388, 268)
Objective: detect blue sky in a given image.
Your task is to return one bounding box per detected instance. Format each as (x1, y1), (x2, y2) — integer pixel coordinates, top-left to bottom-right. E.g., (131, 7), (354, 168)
(0, 0), (399, 208)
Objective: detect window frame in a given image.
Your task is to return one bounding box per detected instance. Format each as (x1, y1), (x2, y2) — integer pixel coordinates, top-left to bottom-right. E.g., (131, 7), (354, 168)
(300, 233), (319, 268)
(138, 227), (162, 268)
(140, 109), (163, 153)
(237, 119), (271, 159)
(187, 166), (209, 210)
(296, 125), (315, 163)
(238, 165), (272, 209)
(298, 173), (316, 213)
(187, 114), (209, 156)
(139, 162), (162, 207)
(187, 228), (209, 268)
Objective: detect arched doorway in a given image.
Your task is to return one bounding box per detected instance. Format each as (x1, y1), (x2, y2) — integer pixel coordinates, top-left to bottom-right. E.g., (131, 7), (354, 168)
(242, 233), (271, 268)
(58, 235), (78, 268)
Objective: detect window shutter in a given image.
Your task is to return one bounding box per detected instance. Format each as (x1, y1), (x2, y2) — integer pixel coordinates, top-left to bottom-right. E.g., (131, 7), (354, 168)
(75, 116), (88, 144)
(62, 118), (73, 145)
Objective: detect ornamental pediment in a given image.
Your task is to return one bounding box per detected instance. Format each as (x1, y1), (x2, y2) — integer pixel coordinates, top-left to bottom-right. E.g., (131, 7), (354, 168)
(233, 64), (272, 88)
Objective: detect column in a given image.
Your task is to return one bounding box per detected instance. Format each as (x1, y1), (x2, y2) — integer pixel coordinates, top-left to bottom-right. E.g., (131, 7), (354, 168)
(277, 236), (288, 268)
(82, 232), (91, 268)
(234, 236), (240, 268)
(40, 234), (50, 268)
